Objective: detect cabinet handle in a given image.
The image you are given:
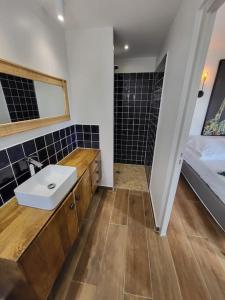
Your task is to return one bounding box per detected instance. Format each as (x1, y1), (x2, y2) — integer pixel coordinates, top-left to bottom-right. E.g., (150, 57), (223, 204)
(75, 195), (80, 202)
(70, 203), (75, 209)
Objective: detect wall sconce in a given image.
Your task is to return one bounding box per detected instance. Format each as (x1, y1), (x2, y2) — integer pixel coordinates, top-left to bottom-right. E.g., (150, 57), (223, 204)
(198, 71), (208, 98)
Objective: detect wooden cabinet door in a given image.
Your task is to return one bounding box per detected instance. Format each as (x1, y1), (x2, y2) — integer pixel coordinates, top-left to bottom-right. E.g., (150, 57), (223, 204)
(19, 193), (78, 300)
(19, 214), (65, 300)
(73, 169), (92, 225)
(61, 192), (79, 247)
(54, 192), (79, 254)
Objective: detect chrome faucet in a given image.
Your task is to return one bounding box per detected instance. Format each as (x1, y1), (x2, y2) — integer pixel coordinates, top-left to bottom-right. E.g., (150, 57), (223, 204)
(25, 155), (43, 176)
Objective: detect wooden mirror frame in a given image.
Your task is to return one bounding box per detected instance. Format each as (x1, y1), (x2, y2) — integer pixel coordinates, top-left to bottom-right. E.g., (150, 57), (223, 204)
(0, 59), (70, 137)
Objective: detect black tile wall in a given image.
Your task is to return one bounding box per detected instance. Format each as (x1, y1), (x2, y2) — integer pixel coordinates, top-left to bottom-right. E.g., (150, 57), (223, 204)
(145, 57), (166, 184)
(0, 124), (100, 206)
(0, 73), (40, 122)
(114, 72), (154, 165)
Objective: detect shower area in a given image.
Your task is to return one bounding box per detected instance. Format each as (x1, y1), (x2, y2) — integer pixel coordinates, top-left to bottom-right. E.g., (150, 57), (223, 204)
(114, 57), (166, 191)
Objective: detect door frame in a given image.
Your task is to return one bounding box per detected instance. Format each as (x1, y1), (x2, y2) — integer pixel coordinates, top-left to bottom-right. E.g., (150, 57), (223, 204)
(159, 0), (225, 236)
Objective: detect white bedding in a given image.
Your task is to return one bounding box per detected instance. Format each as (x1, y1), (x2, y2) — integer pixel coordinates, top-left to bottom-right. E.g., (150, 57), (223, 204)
(184, 147), (225, 204)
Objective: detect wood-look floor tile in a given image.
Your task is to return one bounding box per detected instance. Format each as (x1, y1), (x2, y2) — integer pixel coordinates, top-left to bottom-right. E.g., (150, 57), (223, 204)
(65, 281), (96, 300)
(189, 236), (225, 299)
(84, 188), (103, 221)
(127, 191), (148, 249)
(125, 190), (152, 298)
(124, 293), (151, 300)
(111, 189), (129, 225)
(174, 192), (211, 238)
(73, 189), (115, 285)
(144, 194), (182, 300)
(95, 224), (127, 300)
(178, 176), (199, 202)
(168, 209), (211, 300)
(143, 192), (154, 229)
(175, 191), (225, 256)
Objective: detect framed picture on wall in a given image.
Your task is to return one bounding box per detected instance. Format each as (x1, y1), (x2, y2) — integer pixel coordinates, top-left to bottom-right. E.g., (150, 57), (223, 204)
(202, 59), (225, 136)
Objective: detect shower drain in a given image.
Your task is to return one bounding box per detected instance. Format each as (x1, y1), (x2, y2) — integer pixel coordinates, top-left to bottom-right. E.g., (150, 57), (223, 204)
(48, 183), (56, 189)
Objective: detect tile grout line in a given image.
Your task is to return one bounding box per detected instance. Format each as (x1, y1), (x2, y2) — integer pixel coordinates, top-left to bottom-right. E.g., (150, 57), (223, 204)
(124, 291), (152, 299)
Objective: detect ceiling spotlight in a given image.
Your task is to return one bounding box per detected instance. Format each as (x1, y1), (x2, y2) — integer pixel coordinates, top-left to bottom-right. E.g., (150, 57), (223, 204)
(56, 0), (64, 23)
(57, 14), (64, 22)
(124, 44), (129, 50)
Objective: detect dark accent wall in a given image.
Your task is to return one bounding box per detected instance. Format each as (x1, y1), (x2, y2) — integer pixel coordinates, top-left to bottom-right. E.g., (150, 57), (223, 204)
(0, 73), (40, 122)
(0, 124), (99, 205)
(145, 57), (166, 184)
(114, 72), (154, 164)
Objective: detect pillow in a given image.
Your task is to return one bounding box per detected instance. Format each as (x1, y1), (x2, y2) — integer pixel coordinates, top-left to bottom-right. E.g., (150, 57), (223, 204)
(186, 136), (225, 160)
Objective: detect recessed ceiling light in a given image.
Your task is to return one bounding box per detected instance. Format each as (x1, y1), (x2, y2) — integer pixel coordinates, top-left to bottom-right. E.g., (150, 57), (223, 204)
(124, 44), (129, 50)
(57, 14), (64, 22)
(56, 0), (64, 23)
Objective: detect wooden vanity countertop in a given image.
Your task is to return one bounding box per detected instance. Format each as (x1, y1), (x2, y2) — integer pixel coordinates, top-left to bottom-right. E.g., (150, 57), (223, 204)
(0, 148), (100, 262)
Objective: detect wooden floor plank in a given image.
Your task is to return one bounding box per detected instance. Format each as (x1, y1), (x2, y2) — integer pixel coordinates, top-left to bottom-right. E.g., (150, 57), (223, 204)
(176, 185), (225, 257)
(125, 190), (152, 298)
(95, 224), (127, 300)
(84, 188), (104, 221)
(143, 192), (154, 229)
(73, 189), (114, 285)
(189, 236), (225, 299)
(178, 176), (199, 202)
(168, 208), (211, 300)
(111, 189), (129, 225)
(124, 293), (151, 300)
(144, 194), (182, 300)
(51, 175), (225, 300)
(65, 281), (96, 300)
(175, 190), (211, 238)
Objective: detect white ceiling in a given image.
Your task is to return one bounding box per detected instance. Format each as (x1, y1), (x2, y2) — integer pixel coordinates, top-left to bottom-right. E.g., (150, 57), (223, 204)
(40, 0), (181, 59)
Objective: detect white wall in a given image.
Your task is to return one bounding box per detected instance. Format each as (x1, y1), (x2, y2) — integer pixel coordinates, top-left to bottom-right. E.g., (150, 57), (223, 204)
(0, 82), (11, 123)
(66, 27), (114, 187)
(150, 0), (205, 231)
(190, 3), (225, 136)
(34, 81), (65, 118)
(115, 56), (156, 73)
(0, 0), (71, 150)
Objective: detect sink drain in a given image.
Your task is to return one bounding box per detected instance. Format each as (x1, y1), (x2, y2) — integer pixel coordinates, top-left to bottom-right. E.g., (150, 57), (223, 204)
(48, 183), (56, 189)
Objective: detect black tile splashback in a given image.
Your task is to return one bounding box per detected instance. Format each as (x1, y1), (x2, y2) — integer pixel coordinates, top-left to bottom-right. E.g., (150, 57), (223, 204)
(0, 124), (100, 206)
(0, 73), (40, 122)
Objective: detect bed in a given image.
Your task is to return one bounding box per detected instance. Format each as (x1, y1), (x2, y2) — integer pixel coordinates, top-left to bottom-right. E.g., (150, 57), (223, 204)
(182, 136), (225, 231)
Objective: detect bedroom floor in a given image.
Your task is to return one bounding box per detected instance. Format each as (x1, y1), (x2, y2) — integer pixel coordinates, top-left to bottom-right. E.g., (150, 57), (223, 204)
(49, 176), (225, 300)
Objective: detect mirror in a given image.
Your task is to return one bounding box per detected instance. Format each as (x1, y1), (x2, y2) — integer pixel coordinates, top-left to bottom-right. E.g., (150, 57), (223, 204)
(0, 59), (70, 137)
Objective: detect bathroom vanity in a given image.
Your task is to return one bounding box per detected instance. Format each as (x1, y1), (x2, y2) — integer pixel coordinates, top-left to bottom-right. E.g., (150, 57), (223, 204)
(0, 148), (101, 300)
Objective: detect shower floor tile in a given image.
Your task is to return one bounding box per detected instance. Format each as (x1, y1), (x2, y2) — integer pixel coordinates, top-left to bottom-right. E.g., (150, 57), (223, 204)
(114, 163), (148, 191)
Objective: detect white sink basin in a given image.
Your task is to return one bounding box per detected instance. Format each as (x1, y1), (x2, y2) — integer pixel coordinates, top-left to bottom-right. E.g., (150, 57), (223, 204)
(14, 165), (77, 210)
